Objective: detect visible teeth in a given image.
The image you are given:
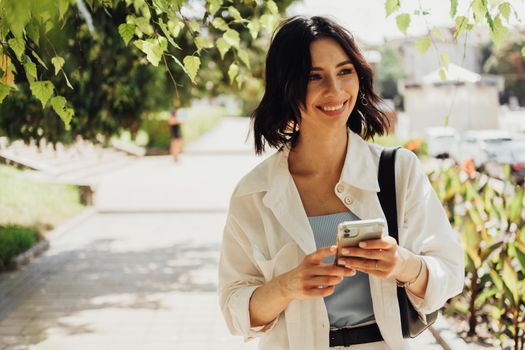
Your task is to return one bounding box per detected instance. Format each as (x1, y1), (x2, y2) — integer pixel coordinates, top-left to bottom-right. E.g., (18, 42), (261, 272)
(321, 103), (344, 111)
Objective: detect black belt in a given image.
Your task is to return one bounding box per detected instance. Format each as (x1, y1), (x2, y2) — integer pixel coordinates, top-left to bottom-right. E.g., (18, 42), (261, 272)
(329, 323), (383, 347)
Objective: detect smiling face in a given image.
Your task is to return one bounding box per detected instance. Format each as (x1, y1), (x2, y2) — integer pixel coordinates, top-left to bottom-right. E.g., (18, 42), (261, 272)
(300, 37), (360, 131)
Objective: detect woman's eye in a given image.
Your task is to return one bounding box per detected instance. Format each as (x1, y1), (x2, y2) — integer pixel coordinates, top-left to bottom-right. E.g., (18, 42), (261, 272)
(339, 68), (353, 75)
(308, 74), (321, 81)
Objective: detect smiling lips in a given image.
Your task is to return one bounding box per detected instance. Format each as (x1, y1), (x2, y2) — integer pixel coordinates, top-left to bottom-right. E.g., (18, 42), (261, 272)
(317, 100), (348, 115)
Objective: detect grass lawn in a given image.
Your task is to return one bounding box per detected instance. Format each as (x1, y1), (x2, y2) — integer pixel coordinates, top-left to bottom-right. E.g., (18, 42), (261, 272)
(0, 164), (85, 232)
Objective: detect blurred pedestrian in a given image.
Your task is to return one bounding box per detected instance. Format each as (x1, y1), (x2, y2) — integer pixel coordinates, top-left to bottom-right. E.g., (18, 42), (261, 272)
(168, 107), (184, 162)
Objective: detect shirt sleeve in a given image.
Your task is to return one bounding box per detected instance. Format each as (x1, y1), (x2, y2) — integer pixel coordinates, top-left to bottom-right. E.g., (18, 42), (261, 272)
(398, 150), (465, 316)
(218, 213), (280, 341)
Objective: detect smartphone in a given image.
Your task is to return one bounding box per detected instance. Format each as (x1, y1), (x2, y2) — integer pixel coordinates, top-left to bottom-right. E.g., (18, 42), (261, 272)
(334, 218), (385, 267)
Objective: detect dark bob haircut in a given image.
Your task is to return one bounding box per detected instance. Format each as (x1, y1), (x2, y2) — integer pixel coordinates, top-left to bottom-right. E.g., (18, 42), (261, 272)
(251, 16), (390, 155)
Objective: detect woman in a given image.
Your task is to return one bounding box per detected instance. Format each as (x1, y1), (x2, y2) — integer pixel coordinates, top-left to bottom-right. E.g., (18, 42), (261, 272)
(218, 16), (464, 350)
(168, 107), (183, 162)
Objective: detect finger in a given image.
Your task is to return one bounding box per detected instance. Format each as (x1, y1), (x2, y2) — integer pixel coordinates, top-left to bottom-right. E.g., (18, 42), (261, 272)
(340, 247), (394, 260)
(305, 285), (335, 297)
(358, 236), (397, 249)
(305, 275), (344, 288)
(306, 246), (337, 264)
(311, 264), (354, 277)
(340, 258), (388, 271)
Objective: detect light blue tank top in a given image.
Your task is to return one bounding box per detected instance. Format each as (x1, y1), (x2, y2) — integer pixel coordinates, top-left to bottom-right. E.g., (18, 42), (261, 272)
(307, 211), (375, 328)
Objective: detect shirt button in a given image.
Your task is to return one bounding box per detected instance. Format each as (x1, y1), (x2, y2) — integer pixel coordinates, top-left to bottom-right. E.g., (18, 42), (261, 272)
(336, 183), (345, 193)
(344, 196), (353, 205)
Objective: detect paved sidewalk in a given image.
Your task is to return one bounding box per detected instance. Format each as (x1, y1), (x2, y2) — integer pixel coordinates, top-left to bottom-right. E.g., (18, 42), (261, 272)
(0, 117), (443, 349)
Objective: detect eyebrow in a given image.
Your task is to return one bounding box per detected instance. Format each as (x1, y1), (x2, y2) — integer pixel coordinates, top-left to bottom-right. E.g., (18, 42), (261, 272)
(310, 60), (354, 71)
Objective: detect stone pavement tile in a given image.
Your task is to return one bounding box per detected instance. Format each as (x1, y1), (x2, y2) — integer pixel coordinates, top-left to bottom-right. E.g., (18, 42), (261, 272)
(0, 326), (24, 336)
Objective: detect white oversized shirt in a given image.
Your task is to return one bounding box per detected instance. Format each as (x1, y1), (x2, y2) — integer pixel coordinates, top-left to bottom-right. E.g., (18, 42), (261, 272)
(218, 130), (465, 350)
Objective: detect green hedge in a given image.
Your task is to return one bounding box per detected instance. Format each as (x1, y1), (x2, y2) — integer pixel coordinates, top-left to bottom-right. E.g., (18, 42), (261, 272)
(0, 226), (38, 267)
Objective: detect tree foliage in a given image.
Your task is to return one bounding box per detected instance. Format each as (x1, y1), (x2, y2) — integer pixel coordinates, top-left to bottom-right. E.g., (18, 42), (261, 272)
(390, 0), (524, 81)
(483, 33), (525, 106)
(0, 0), (292, 143)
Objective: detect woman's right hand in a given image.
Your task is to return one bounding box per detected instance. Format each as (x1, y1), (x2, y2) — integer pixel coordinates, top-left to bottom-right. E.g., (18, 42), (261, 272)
(276, 246), (356, 301)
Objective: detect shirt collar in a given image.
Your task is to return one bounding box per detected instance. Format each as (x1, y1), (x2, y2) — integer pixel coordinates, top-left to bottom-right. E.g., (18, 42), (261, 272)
(235, 129), (380, 199)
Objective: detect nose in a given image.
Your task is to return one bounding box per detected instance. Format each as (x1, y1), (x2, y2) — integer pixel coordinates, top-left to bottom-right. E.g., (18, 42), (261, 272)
(323, 75), (341, 97)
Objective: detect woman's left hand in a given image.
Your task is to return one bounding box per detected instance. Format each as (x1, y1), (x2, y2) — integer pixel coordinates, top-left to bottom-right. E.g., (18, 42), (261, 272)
(337, 236), (410, 280)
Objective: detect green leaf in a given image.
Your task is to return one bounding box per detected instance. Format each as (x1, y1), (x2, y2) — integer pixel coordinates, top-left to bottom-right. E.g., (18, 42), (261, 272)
(207, 0), (222, 16)
(8, 38), (25, 61)
(0, 83), (11, 104)
(57, 0), (70, 20)
(29, 80), (54, 107)
(440, 53), (449, 69)
(499, 2), (511, 21)
(502, 258), (519, 307)
(247, 19), (260, 40)
(472, 0), (486, 23)
(216, 37), (230, 59)
(118, 23), (136, 46)
(212, 17), (229, 31)
(223, 29), (240, 48)
(228, 62), (239, 83)
(31, 50), (48, 69)
(195, 36), (213, 52)
(432, 27), (445, 42)
(260, 14), (276, 32)
(228, 6), (243, 22)
(50, 96), (74, 126)
(439, 68), (447, 81)
(134, 39), (164, 66)
(183, 55), (200, 83)
(127, 15), (153, 35)
(266, 0), (278, 15)
(188, 20), (200, 33)
(158, 22), (180, 49)
(26, 22), (40, 45)
(415, 37), (431, 54)
(490, 16), (509, 45)
(51, 56), (65, 76)
(396, 13), (410, 35)
(24, 61), (37, 81)
(385, 0), (400, 17)
(450, 0), (458, 17)
(238, 49), (250, 68)
(522, 47), (525, 57)
(168, 17), (184, 37)
(454, 16), (469, 41)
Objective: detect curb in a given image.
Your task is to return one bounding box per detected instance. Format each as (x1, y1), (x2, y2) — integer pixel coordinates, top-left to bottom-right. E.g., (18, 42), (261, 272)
(5, 239), (50, 270)
(1, 207), (97, 272)
(46, 206), (97, 241)
(429, 314), (470, 350)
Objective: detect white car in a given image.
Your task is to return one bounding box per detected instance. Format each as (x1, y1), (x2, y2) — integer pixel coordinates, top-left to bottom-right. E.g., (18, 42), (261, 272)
(424, 127), (460, 158)
(450, 130), (515, 168)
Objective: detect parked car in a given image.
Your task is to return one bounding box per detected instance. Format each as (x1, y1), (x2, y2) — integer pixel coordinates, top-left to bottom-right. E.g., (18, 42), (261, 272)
(449, 129), (525, 183)
(450, 130), (515, 168)
(424, 127), (460, 158)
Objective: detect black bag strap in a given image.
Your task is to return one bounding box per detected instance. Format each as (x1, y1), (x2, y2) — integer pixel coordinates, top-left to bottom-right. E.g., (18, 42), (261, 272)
(377, 147), (410, 336)
(377, 147), (400, 242)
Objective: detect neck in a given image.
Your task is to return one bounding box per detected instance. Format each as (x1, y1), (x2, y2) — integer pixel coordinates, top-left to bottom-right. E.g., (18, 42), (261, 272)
(288, 126), (348, 177)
